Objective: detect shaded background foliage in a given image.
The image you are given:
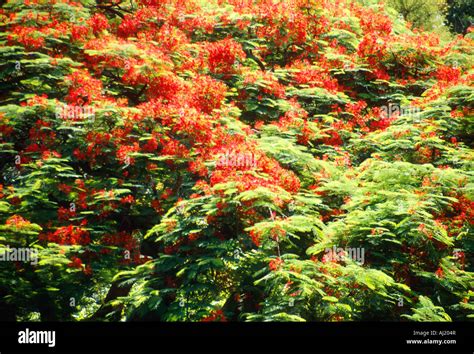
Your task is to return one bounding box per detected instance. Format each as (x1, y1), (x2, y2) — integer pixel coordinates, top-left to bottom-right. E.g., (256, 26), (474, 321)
(446, 0), (474, 34)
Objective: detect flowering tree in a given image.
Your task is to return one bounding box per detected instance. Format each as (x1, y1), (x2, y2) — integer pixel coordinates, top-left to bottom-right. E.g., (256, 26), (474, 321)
(0, 0), (473, 322)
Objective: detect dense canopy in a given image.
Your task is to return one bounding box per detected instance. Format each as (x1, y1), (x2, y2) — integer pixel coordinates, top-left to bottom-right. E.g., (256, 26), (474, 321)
(0, 0), (473, 322)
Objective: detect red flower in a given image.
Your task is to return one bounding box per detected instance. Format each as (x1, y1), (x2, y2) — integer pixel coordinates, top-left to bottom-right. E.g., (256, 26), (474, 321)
(58, 183), (73, 194)
(190, 75), (227, 114)
(40, 225), (91, 245)
(116, 143), (139, 165)
(88, 13), (110, 35)
(151, 199), (163, 213)
(201, 309), (227, 322)
(64, 70), (104, 105)
(322, 130), (343, 146)
(84, 264), (93, 276)
(5, 215), (31, 228)
(142, 137), (159, 152)
(57, 207), (76, 221)
(68, 256), (83, 269)
(269, 257), (283, 271)
(435, 65), (461, 83)
(118, 15), (141, 37)
(71, 25), (90, 41)
(188, 232), (200, 241)
(8, 26), (45, 49)
(205, 38), (246, 75)
(120, 195), (135, 204)
(435, 267), (444, 278)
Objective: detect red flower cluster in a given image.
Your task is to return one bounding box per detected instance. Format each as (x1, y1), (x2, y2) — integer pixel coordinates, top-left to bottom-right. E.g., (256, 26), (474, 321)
(8, 26), (45, 49)
(269, 257), (284, 271)
(201, 309), (227, 322)
(40, 225), (91, 245)
(68, 256), (83, 269)
(88, 13), (110, 35)
(205, 38), (246, 75)
(5, 215), (31, 229)
(64, 70), (104, 105)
